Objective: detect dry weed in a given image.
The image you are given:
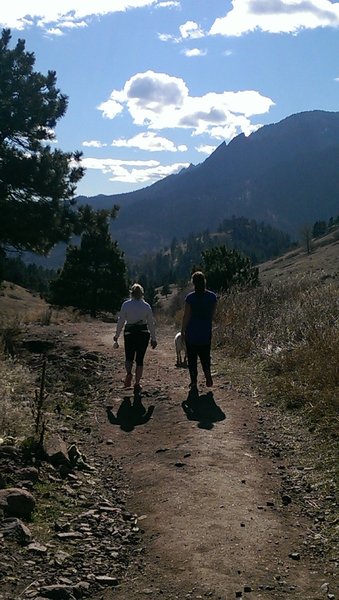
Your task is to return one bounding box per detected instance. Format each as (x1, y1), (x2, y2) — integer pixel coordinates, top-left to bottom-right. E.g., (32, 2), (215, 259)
(0, 359), (35, 440)
(215, 275), (339, 427)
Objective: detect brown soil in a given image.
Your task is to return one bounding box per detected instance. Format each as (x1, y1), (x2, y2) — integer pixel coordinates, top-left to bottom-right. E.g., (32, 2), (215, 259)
(61, 319), (337, 600)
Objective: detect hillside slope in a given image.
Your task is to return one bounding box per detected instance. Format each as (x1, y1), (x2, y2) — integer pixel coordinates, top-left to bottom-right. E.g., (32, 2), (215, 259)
(259, 227), (339, 283)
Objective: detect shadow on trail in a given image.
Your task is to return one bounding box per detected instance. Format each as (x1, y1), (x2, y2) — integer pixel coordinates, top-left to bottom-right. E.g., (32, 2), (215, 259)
(181, 390), (225, 430)
(106, 394), (155, 432)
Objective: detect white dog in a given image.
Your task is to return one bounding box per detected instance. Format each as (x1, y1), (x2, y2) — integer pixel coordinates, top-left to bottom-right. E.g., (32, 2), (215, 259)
(175, 332), (187, 366)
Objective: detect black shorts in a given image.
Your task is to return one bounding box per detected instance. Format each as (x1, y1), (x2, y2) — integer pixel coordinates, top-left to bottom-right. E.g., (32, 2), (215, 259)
(124, 324), (150, 366)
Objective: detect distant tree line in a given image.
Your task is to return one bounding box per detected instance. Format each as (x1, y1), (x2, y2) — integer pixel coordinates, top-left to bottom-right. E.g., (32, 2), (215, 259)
(217, 216), (292, 264)
(312, 215), (339, 239)
(2, 256), (56, 295)
(130, 216), (292, 290)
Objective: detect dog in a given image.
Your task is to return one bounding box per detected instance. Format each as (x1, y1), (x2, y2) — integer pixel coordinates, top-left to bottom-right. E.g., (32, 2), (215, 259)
(175, 332), (187, 367)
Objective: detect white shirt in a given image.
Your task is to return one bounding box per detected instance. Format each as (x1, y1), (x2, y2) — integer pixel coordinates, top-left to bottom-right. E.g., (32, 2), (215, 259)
(115, 298), (156, 341)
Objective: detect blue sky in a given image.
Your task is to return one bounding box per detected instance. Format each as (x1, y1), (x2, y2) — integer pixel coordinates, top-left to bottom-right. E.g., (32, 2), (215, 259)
(1, 1), (339, 198)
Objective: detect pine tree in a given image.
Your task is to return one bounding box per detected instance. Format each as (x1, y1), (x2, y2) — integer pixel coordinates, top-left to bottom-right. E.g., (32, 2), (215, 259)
(0, 29), (84, 259)
(50, 209), (128, 317)
(201, 246), (259, 292)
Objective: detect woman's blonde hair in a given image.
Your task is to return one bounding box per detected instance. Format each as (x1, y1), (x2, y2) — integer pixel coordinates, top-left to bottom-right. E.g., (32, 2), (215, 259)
(130, 283), (144, 299)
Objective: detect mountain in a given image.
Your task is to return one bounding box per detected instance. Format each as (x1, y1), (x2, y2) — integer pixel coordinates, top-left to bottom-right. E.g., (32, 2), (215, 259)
(78, 110), (339, 259)
(22, 110), (339, 267)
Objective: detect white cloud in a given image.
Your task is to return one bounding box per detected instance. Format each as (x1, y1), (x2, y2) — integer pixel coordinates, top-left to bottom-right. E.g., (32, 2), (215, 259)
(97, 97), (125, 120)
(179, 20), (204, 39)
(210, 0), (339, 37)
(83, 157), (159, 169)
(45, 28), (64, 36)
(98, 70), (274, 142)
(196, 144), (218, 155)
(158, 33), (179, 43)
(0, 1), (158, 31)
(158, 32), (180, 42)
(184, 48), (207, 57)
(82, 140), (107, 148)
(159, 16), (205, 45)
(111, 132), (187, 152)
(209, 114), (263, 140)
(42, 19), (88, 32)
(157, 1), (181, 8)
(82, 156), (189, 184)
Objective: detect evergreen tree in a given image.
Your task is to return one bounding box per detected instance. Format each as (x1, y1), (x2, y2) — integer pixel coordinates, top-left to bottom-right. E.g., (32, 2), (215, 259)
(3, 255), (56, 294)
(144, 283), (159, 310)
(201, 246), (259, 292)
(312, 220), (327, 238)
(0, 29), (84, 260)
(50, 209), (128, 317)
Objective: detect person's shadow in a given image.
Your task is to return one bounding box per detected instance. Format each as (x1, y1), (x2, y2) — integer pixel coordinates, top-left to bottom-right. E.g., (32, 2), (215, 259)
(106, 393), (155, 432)
(181, 389), (225, 430)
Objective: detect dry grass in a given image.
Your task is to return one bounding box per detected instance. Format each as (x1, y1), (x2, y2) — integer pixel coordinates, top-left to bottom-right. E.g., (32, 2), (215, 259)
(215, 275), (339, 429)
(0, 282), (53, 441)
(259, 228), (339, 284)
(0, 358), (35, 441)
(0, 281), (96, 442)
(0, 281), (49, 323)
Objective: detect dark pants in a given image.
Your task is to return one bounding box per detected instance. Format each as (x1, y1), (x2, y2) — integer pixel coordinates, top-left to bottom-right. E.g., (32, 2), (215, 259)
(124, 329), (150, 367)
(186, 342), (211, 383)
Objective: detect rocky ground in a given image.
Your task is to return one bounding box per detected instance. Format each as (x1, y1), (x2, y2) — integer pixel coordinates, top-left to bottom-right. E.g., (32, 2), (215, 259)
(0, 319), (337, 600)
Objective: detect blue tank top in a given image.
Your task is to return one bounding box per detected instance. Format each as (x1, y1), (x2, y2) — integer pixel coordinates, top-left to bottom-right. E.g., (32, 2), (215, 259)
(185, 290), (217, 345)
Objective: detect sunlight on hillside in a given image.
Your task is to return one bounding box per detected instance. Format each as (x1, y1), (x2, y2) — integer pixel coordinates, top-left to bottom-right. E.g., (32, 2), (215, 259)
(259, 229), (339, 283)
(0, 282), (49, 323)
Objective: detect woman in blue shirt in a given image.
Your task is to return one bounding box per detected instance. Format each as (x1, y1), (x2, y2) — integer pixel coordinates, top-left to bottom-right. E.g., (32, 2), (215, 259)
(181, 271), (217, 389)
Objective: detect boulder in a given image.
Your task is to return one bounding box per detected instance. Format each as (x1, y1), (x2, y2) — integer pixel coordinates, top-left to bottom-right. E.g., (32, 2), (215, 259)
(17, 466), (39, 482)
(43, 432), (71, 468)
(0, 517), (32, 544)
(0, 487), (35, 519)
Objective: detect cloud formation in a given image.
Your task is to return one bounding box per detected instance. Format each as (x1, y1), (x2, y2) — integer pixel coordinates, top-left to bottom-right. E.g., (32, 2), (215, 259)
(157, 1), (180, 8)
(179, 20), (204, 39)
(98, 70), (274, 141)
(111, 132), (187, 152)
(82, 157), (189, 184)
(184, 48), (207, 57)
(82, 140), (107, 148)
(196, 144), (218, 155)
(210, 0), (339, 36)
(0, 1), (157, 31)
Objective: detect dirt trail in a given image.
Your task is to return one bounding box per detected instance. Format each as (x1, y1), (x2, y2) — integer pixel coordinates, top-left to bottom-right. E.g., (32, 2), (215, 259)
(70, 321), (334, 600)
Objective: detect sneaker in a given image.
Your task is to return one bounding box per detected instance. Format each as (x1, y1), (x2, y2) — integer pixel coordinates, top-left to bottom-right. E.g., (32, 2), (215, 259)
(124, 373), (132, 388)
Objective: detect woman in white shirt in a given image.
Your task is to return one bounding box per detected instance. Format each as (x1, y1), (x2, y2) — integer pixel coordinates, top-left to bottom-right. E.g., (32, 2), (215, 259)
(113, 283), (157, 392)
